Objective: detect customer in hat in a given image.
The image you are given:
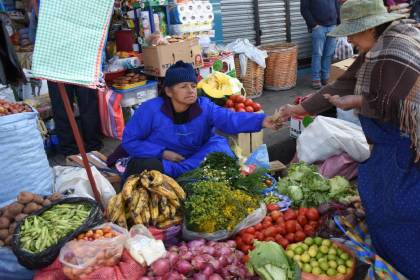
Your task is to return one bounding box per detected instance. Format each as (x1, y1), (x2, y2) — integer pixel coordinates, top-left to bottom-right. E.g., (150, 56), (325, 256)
(122, 61), (281, 179)
(278, 0), (420, 277)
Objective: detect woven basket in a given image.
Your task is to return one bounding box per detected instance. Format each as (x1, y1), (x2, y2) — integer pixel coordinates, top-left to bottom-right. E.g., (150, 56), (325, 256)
(234, 54), (265, 98)
(262, 43), (298, 91)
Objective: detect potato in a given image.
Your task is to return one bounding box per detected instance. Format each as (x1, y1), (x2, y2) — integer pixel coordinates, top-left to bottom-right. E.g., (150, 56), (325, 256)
(42, 199), (51, 207)
(8, 222), (17, 235)
(8, 202), (24, 216)
(0, 240), (4, 247)
(17, 192), (34, 204)
(0, 229), (8, 240)
(14, 213), (27, 222)
(4, 235), (12, 246)
(1, 208), (13, 220)
(48, 192), (63, 202)
(23, 202), (41, 214)
(0, 217), (10, 229)
(32, 195), (44, 204)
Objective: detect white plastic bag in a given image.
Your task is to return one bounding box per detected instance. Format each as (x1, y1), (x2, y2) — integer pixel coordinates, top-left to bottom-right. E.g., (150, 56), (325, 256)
(334, 37), (354, 61)
(53, 166), (116, 207)
(337, 109), (361, 127)
(225, 39), (268, 76)
(297, 116), (370, 164)
(182, 203), (267, 241)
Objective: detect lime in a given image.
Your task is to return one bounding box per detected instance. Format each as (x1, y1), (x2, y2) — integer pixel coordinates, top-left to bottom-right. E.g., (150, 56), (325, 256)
(320, 245), (329, 254)
(319, 261), (329, 271)
(316, 252), (325, 260)
(304, 237), (314, 246)
(328, 260), (338, 269)
(327, 268), (337, 276)
(340, 253), (350, 261)
(301, 253), (311, 263)
(289, 243), (298, 251)
(314, 237), (323, 246)
(328, 254), (337, 261)
(328, 248), (337, 256)
(308, 247), (318, 258)
(301, 243), (309, 250)
(346, 260), (354, 268)
(293, 255), (301, 262)
(310, 260), (319, 267)
(294, 246), (304, 255)
(318, 257), (327, 263)
(312, 267), (322, 275)
(297, 261), (303, 269)
(337, 258), (345, 266)
(303, 264), (313, 273)
(286, 250), (295, 258)
(337, 265), (347, 274)
(322, 239), (332, 247)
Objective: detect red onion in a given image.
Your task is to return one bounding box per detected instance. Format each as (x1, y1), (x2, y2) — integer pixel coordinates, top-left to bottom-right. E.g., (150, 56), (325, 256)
(226, 240), (237, 248)
(208, 274), (223, 280)
(201, 254), (214, 262)
(180, 251), (193, 261)
(193, 273), (208, 280)
(217, 256), (228, 267)
(169, 246), (179, 253)
(219, 247), (232, 257)
(188, 239), (206, 249)
(207, 241), (217, 247)
(192, 255), (207, 270)
(175, 260), (193, 275)
(162, 272), (183, 280)
(139, 278), (153, 280)
(209, 260), (221, 272)
(151, 259), (171, 276)
(202, 264), (215, 276)
(202, 246), (216, 256)
(166, 252), (179, 266)
(235, 250), (244, 260)
(226, 254), (235, 265)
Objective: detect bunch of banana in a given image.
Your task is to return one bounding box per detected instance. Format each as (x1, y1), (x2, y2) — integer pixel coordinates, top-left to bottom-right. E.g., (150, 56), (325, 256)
(107, 170), (186, 229)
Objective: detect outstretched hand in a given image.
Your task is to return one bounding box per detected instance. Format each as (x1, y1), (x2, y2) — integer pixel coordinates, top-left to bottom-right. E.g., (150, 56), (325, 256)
(163, 150), (185, 162)
(262, 116), (283, 130)
(323, 94), (363, 111)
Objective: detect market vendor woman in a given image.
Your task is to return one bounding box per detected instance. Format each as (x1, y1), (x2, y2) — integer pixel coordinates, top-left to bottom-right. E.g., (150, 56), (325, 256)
(122, 61), (280, 179)
(279, 0), (420, 278)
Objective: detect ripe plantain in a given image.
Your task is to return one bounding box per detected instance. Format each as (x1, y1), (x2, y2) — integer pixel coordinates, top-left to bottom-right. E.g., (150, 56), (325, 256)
(117, 212), (127, 228)
(168, 198), (181, 208)
(133, 213), (144, 225)
(122, 175), (139, 203)
(168, 204), (177, 218)
(149, 193), (159, 224)
(133, 188), (149, 216)
(161, 205), (171, 219)
(149, 170), (164, 187)
(162, 174), (186, 200)
(109, 193), (124, 222)
(140, 175), (150, 189)
(156, 214), (167, 223)
(157, 215), (183, 229)
(141, 203), (151, 225)
(147, 183), (178, 200)
(130, 189), (141, 213)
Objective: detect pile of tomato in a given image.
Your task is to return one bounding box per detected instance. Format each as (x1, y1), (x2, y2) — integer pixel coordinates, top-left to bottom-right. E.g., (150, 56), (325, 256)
(235, 204), (321, 254)
(225, 95), (262, 113)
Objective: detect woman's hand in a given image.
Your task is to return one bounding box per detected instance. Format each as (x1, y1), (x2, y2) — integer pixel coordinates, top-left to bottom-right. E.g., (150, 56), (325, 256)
(163, 150), (185, 162)
(262, 116), (282, 130)
(323, 94), (363, 110)
(275, 104), (307, 123)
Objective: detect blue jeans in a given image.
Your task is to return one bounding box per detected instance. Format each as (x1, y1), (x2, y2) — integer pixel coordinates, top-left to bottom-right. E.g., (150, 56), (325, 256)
(311, 25), (337, 81)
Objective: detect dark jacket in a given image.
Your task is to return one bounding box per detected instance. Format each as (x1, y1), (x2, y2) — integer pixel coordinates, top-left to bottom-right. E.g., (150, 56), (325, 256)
(300, 0), (340, 31)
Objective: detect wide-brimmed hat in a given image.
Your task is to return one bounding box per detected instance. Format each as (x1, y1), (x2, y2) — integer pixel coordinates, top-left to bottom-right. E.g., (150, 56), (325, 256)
(329, 0), (406, 37)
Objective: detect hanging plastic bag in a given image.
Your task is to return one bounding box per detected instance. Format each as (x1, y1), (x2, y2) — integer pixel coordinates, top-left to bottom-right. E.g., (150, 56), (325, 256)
(59, 223), (128, 280)
(244, 144), (270, 169)
(334, 37), (354, 61)
(182, 203), (267, 241)
(225, 39), (268, 76)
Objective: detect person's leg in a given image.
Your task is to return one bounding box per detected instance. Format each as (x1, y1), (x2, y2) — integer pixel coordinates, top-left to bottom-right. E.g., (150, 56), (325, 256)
(76, 86), (103, 152)
(311, 26), (326, 89)
(125, 158), (164, 177)
(48, 82), (78, 155)
(321, 26), (337, 84)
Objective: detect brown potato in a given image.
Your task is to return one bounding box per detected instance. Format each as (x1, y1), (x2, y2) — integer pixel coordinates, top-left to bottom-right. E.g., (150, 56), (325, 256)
(0, 240), (4, 247)
(0, 217), (10, 229)
(42, 199), (51, 207)
(4, 235), (12, 246)
(8, 202), (24, 216)
(0, 229), (8, 240)
(17, 192), (34, 204)
(32, 195), (44, 204)
(48, 192), (63, 202)
(8, 222), (17, 235)
(23, 202), (41, 214)
(14, 213), (27, 222)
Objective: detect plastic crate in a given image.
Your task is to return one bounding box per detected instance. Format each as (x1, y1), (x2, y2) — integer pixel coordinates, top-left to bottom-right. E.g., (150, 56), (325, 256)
(113, 80), (158, 107)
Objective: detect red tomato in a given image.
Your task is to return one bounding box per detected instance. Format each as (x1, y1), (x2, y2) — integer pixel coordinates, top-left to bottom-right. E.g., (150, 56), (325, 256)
(245, 227), (256, 234)
(242, 233), (254, 245)
(236, 95), (246, 103)
(229, 95), (237, 101)
(237, 108), (246, 112)
(239, 229), (247, 236)
(242, 255), (250, 263)
(265, 237), (276, 242)
(241, 245), (252, 253)
(283, 209), (297, 221)
(270, 210), (282, 220)
(278, 237), (289, 249)
(235, 236), (243, 247)
(304, 225), (315, 236)
(235, 103), (245, 110)
(297, 215), (308, 226)
(263, 216), (273, 224)
(309, 221), (319, 229)
(306, 208), (320, 221)
(267, 204), (280, 212)
(296, 223), (303, 232)
(298, 208), (307, 216)
(225, 99), (234, 108)
(285, 220), (297, 233)
(255, 232), (264, 241)
(285, 233), (295, 242)
(244, 99), (254, 106)
(262, 221), (272, 229)
(263, 226), (277, 238)
(276, 225), (286, 235)
(252, 102), (262, 112)
(274, 216), (284, 225)
(275, 234), (283, 243)
(295, 231), (306, 242)
(255, 223), (263, 231)
(245, 106), (254, 112)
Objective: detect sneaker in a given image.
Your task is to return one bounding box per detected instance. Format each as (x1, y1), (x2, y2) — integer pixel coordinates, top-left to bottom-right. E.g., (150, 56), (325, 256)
(312, 80), (322, 89)
(321, 79), (329, 86)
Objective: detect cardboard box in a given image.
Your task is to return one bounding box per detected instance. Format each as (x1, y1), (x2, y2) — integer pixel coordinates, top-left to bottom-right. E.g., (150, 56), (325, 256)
(143, 38), (203, 77)
(229, 131), (264, 157)
(330, 56), (357, 82)
(198, 52), (236, 80)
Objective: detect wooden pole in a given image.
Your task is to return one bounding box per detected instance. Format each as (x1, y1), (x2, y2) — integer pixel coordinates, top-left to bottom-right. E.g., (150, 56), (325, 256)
(57, 83), (103, 209)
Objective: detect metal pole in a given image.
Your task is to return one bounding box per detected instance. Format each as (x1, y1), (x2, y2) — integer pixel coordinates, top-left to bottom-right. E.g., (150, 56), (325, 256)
(285, 0), (292, 43)
(57, 83), (103, 209)
(253, 0), (262, 46)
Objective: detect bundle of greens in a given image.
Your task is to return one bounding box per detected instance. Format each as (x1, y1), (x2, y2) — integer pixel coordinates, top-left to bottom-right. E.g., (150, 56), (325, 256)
(247, 241), (300, 280)
(277, 162), (356, 208)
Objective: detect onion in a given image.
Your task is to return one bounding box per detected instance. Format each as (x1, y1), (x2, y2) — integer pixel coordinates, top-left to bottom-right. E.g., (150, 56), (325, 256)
(168, 246), (179, 253)
(139, 277), (153, 280)
(180, 251), (193, 261)
(226, 240), (236, 248)
(219, 247), (231, 257)
(202, 246), (216, 256)
(202, 265), (215, 276)
(188, 239), (206, 249)
(235, 250), (244, 260)
(208, 274), (223, 280)
(207, 241), (217, 247)
(226, 254), (236, 265)
(209, 260), (221, 272)
(201, 254), (214, 262)
(175, 260), (193, 275)
(192, 255), (207, 270)
(152, 259), (171, 276)
(217, 256), (228, 267)
(166, 252), (179, 266)
(193, 273), (208, 280)
(163, 272), (183, 280)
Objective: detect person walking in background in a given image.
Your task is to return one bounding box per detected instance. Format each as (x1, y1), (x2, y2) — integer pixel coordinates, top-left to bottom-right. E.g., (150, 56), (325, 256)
(301, 0), (340, 89)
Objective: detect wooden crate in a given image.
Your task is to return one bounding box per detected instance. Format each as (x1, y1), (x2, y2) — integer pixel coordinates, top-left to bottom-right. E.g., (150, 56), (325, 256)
(330, 56), (357, 82)
(229, 130), (264, 157)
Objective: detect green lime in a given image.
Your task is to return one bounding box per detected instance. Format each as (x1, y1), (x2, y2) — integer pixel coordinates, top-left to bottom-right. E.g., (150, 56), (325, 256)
(328, 260), (338, 269)
(337, 258), (345, 266)
(316, 252), (325, 260)
(304, 237), (314, 246)
(303, 264), (313, 273)
(318, 257), (327, 263)
(294, 246), (304, 255)
(310, 260), (319, 267)
(327, 268), (337, 276)
(301, 253), (311, 263)
(328, 248), (337, 256)
(286, 250), (295, 258)
(293, 255), (301, 262)
(319, 261), (329, 271)
(312, 267), (322, 275)
(322, 239), (332, 247)
(301, 243), (309, 250)
(314, 237), (323, 246)
(346, 260), (354, 268)
(320, 245), (329, 254)
(337, 265), (347, 274)
(328, 254), (337, 261)
(288, 243), (298, 251)
(340, 253), (350, 261)
(308, 247), (318, 258)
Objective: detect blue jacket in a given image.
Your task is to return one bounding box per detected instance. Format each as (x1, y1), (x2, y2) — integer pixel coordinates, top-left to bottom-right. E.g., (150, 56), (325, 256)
(122, 97), (265, 178)
(300, 0), (340, 31)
